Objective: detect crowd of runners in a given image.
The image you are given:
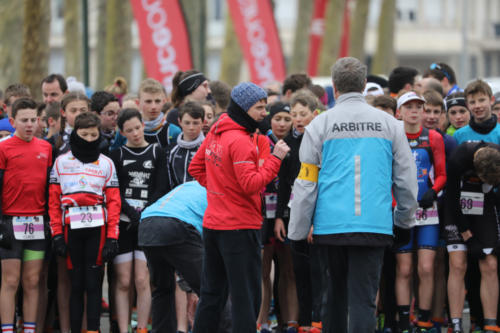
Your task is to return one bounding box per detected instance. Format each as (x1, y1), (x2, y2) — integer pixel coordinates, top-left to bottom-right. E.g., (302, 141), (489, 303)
(0, 58), (499, 333)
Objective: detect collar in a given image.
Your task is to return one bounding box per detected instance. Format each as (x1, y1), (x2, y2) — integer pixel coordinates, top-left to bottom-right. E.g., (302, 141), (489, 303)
(335, 92), (366, 105)
(469, 114), (498, 134)
(176, 132), (205, 149)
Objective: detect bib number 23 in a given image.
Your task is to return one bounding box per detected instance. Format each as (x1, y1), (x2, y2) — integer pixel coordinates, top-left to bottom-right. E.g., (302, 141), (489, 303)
(68, 206), (104, 229)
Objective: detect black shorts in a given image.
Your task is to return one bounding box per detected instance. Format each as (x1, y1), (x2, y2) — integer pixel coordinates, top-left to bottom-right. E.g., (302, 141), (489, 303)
(0, 216), (46, 261)
(444, 191), (500, 252)
(117, 220), (140, 254)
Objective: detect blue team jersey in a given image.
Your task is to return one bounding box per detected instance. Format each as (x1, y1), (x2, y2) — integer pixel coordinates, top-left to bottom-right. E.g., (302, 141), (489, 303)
(454, 123), (500, 145)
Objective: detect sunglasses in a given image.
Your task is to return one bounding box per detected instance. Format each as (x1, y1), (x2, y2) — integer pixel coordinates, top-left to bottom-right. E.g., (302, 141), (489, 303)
(430, 63), (451, 81)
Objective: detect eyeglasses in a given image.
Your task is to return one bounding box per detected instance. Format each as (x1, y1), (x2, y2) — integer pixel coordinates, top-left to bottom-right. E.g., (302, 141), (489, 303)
(430, 63), (451, 81)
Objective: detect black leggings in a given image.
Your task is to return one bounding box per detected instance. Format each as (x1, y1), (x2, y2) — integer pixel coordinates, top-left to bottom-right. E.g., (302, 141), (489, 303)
(291, 240), (326, 326)
(66, 226), (105, 332)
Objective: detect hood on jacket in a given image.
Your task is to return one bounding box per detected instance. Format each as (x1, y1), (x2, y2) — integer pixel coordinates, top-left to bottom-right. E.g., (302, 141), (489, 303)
(209, 112), (248, 137)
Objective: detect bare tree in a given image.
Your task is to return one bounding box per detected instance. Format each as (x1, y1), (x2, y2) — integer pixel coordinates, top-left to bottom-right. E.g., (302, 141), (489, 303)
(64, 0), (82, 79)
(103, 0), (132, 86)
(0, 0), (24, 89)
(349, 0), (370, 61)
(95, 0), (107, 89)
(371, 0), (396, 75)
(181, 0), (207, 72)
(20, 0), (51, 101)
(318, 0), (346, 76)
(289, 0), (313, 73)
(219, 14), (242, 86)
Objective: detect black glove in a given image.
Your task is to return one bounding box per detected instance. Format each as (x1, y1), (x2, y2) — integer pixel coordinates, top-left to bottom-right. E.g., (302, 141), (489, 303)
(419, 188), (436, 209)
(101, 238), (119, 262)
(52, 234), (67, 257)
(0, 223), (13, 249)
(393, 226), (411, 249)
(466, 237), (485, 259)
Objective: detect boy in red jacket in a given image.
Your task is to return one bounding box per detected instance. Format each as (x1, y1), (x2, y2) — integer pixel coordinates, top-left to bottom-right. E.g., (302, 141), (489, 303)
(189, 82), (290, 333)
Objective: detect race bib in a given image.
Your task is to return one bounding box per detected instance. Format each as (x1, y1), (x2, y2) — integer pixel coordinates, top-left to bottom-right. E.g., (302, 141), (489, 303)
(68, 206), (104, 229)
(460, 191), (484, 215)
(264, 193), (277, 219)
(414, 203), (439, 226)
(12, 216), (44, 240)
(126, 198), (146, 212)
(120, 199), (147, 223)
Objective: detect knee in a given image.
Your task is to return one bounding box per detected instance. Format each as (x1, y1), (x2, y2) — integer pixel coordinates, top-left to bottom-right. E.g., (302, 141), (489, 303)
(134, 273), (150, 292)
(449, 259), (467, 276)
(116, 273), (131, 291)
(23, 273), (41, 290)
(396, 262), (412, 280)
(2, 273), (20, 291)
(480, 256), (498, 277)
(418, 260), (434, 280)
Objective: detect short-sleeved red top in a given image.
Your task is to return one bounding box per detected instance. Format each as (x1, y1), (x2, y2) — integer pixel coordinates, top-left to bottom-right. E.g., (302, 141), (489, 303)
(0, 136), (52, 216)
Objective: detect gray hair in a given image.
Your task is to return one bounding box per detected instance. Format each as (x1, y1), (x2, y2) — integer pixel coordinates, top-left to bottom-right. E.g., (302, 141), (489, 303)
(331, 57), (367, 94)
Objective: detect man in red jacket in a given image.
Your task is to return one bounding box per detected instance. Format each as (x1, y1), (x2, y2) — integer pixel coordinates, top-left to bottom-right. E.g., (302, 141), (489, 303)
(189, 82), (290, 333)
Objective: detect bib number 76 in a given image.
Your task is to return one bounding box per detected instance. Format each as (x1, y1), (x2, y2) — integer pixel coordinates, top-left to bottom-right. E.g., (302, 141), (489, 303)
(24, 222), (34, 235)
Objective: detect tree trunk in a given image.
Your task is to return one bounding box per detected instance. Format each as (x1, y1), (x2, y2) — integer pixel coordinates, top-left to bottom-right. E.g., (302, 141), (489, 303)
(348, 0), (370, 61)
(371, 0), (396, 75)
(0, 0), (24, 89)
(289, 0), (313, 73)
(219, 14), (242, 86)
(64, 0), (82, 79)
(95, 0), (107, 89)
(318, 0), (346, 76)
(180, 0), (206, 72)
(104, 0), (132, 87)
(20, 0), (51, 101)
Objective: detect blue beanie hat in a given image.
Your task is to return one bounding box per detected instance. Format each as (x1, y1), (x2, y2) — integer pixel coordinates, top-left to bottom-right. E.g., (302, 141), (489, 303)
(230, 82), (267, 112)
(0, 118), (14, 133)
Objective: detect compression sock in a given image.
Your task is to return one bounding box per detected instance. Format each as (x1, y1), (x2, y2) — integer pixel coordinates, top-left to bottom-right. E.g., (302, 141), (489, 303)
(23, 322), (36, 333)
(397, 305), (411, 331)
(484, 318), (498, 331)
(1, 324), (14, 333)
(451, 318), (463, 332)
(418, 309), (431, 323)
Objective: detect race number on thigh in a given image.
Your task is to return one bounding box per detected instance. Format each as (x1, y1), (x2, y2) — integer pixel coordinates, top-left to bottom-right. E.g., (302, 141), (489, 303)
(12, 215), (45, 240)
(67, 206), (104, 229)
(460, 191), (484, 215)
(414, 202), (439, 226)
